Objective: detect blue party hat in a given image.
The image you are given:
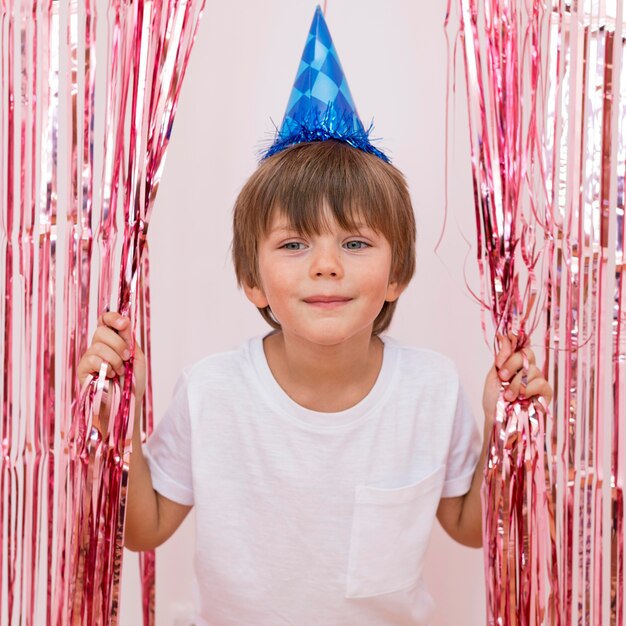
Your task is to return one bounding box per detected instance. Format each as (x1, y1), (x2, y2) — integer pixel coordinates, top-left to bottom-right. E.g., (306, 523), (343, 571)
(263, 6), (389, 162)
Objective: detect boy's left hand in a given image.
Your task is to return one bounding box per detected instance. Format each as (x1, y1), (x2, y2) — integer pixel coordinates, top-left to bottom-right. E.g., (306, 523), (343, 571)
(482, 332), (553, 428)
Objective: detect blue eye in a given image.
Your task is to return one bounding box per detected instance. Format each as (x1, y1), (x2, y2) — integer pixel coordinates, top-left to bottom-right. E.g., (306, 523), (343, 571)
(344, 240), (369, 250)
(283, 242), (305, 250)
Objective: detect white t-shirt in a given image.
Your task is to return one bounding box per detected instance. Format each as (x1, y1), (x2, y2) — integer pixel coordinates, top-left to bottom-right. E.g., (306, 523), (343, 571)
(145, 335), (482, 626)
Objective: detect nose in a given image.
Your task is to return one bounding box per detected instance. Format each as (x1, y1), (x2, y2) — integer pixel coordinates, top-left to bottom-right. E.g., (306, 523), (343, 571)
(309, 242), (344, 279)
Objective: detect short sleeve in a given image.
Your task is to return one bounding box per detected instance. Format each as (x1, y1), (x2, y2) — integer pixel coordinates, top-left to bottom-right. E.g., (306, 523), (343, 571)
(144, 368), (195, 506)
(441, 381), (482, 498)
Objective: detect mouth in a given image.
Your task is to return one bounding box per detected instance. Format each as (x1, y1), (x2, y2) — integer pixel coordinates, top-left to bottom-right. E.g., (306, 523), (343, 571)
(303, 295), (353, 309)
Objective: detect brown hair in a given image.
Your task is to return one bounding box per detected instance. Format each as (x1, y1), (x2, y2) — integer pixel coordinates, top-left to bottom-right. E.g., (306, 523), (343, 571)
(232, 140), (416, 334)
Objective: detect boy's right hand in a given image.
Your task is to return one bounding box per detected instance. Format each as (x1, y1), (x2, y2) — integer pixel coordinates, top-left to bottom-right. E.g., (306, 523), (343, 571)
(77, 311), (146, 401)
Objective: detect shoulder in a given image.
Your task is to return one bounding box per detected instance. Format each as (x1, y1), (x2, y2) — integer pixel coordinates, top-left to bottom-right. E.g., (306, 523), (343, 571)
(384, 336), (460, 376)
(383, 337), (461, 388)
(179, 337), (259, 390)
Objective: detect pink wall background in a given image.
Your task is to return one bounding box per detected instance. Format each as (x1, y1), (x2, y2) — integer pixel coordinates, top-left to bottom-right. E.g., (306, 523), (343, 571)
(119, 1), (489, 623)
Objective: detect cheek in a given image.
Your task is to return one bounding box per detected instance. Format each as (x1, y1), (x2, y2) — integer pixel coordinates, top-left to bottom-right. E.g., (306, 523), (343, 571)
(263, 258), (302, 290)
(259, 270), (296, 312)
(358, 266), (392, 295)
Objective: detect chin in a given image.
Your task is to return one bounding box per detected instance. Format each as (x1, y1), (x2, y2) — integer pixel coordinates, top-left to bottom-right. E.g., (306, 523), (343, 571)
(294, 324), (372, 347)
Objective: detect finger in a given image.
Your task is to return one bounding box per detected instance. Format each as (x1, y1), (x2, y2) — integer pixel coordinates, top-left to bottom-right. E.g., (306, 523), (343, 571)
(101, 311), (134, 348)
(504, 367), (551, 403)
(508, 330), (526, 351)
(95, 313), (135, 359)
(504, 369), (525, 401)
(83, 354), (117, 379)
(524, 377), (553, 403)
(495, 334), (514, 369)
(92, 326), (132, 360)
(522, 364), (542, 383)
(115, 318), (134, 348)
(97, 313), (131, 349)
(498, 347), (537, 381)
(500, 361), (541, 384)
(89, 343), (125, 376)
(98, 311), (127, 328)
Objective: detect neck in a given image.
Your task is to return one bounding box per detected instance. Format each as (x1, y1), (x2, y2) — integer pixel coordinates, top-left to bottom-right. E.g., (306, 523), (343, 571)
(263, 328), (384, 412)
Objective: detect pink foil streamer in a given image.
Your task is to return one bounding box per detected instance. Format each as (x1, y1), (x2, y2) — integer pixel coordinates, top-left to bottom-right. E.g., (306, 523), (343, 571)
(609, 8), (624, 625)
(138, 244), (155, 625)
(453, 1), (625, 625)
(1, 0), (206, 623)
(39, 3), (59, 624)
(2, 3), (17, 621)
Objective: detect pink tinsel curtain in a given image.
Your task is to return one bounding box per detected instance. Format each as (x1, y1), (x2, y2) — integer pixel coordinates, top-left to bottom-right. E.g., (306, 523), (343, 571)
(0, 1), (205, 623)
(453, 0), (625, 624)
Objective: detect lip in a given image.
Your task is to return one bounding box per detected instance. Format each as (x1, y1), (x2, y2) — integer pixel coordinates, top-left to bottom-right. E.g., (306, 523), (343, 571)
(303, 295), (353, 309)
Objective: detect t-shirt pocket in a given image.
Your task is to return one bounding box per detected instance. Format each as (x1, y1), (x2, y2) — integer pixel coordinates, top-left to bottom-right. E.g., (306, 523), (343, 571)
(345, 464), (446, 599)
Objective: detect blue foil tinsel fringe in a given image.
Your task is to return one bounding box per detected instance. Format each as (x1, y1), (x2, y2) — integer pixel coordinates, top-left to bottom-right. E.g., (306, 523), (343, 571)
(261, 105), (390, 163)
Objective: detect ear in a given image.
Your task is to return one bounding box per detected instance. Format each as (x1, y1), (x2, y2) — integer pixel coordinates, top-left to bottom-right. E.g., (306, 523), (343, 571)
(243, 282), (269, 309)
(385, 280), (406, 303)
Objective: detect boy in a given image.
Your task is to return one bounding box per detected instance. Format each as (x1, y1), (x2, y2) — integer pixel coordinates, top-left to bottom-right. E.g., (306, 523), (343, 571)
(77, 8), (552, 625)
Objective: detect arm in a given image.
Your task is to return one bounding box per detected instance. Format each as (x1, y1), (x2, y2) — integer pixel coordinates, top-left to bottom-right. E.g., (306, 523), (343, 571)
(124, 399), (192, 552)
(435, 425), (489, 548)
(436, 333), (553, 548)
(77, 310), (191, 552)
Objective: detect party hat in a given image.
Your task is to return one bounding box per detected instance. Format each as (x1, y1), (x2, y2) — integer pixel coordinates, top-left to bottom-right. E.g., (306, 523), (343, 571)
(263, 6), (389, 162)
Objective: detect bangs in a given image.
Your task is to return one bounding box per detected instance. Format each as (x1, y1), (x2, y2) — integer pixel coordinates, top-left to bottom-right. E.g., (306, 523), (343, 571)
(255, 141), (400, 240)
(270, 197), (375, 239)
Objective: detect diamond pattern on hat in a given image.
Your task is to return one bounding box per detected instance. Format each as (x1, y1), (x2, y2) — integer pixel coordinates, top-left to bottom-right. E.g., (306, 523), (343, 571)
(319, 52), (343, 88)
(338, 79), (356, 110)
(310, 71), (339, 103)
(293, 65), (315, 94)
(264, 5), (389, 163)
(310, 40), (329, 70)
(276, 6), (361, 136)
(302, 35), (317, 64)
(314, 9), (333, 48)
